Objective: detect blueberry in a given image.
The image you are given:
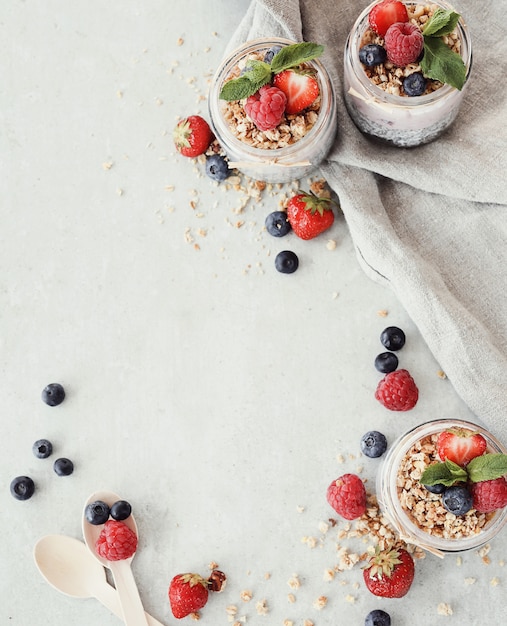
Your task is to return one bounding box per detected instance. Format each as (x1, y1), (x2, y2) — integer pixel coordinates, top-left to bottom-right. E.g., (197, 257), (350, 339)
(32, 438), (53, 459)
(365, 609), (391, 626)
(10, 476), (35, 500)
(263, 45), (282, 64)
(53, 457), (74, 476)
(374, 351), (398, 373)
(42, 382), (66, 406)
(380, 326), (406, 351)
(85, 500), (111, 525)
(265, 211), (291, 237)
(361, 431), (388, 458)
(424, 483), (446, 494)
(442, 485), (473, 516)
(275, 250), (299, 274)
(359, 44), (387, 67)
(110, 500), (132, 521)
(403, 71), (427, 97)
(205, 155), (230, 182)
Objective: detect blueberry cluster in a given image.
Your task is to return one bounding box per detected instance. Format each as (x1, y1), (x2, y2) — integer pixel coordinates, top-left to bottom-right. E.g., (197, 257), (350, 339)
(85, 499), (132, 525)
(264, 211), (299, 275)
(10, 383), (75, 501)
(374, 325), (406, 373)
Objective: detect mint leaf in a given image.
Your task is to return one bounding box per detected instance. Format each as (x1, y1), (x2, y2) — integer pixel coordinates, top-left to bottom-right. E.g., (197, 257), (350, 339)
(243, 60), (272, 84)
(219, 41), (324, 101)
(422, 9), (460, 37)
(421, 37), (466, 90)
(420, 460), (468, 487)
(271, 42), (324, 74)
(219, 60), (272, 101)
(467, 454), (507, 483)
(219, 75), (269, 100)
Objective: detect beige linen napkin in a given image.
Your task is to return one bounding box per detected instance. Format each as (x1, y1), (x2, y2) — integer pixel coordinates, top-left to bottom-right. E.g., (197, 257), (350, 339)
(226, 0), (507, 439)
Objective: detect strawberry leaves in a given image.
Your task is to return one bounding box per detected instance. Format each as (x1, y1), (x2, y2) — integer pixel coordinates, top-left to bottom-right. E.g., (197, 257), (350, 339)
(421, 9), (467, 90)
(219, 42), (323, 101)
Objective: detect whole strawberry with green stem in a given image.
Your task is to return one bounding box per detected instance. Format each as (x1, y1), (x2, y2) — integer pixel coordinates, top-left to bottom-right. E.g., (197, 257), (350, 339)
(286, 190), (335, 240)
(168, 572), (210, 619)
(363, 547), (415, 598)
(173, 115), (213, 158)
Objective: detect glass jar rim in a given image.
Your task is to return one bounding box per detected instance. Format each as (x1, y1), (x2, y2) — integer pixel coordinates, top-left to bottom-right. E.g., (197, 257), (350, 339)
(346, 0), (473, 107)
(208, 37), (336, 161)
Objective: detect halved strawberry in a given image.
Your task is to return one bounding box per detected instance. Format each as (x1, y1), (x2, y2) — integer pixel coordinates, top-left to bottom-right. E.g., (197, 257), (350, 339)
(369, 0), (409, 37)
(272, 69), (319, 115)
(437, 428), (488, 467)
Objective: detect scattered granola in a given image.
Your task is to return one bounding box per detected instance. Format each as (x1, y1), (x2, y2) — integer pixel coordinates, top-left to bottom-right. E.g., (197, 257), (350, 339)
(255, 599), (269, 615)
(312, 595), (328, 610)
(437, 602), (453, 616)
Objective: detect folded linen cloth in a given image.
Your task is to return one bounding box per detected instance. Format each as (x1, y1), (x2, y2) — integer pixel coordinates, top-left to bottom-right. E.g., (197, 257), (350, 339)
(226, 0), (507, 439)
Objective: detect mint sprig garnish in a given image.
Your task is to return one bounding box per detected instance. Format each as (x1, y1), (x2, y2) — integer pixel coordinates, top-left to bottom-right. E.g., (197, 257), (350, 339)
(420, 459), (468, 487)
(219, 42), (324, 101)
(420, 454), (507, 487)
(421, 8), (467, 90)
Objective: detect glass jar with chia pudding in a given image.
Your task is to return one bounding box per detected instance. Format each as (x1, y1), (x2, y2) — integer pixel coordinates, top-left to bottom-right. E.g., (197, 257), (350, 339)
(208, 38), (337, 183)
(377, 419), (507, 555)
(343, 1), (472, 147)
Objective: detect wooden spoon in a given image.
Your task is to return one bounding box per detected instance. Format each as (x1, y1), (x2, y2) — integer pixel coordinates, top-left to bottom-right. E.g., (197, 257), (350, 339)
(82, 490), (149, 626)
(33, 534), (165, 626)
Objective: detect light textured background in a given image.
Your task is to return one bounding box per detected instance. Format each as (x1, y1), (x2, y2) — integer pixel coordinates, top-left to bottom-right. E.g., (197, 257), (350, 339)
(1, 2), (505, 625)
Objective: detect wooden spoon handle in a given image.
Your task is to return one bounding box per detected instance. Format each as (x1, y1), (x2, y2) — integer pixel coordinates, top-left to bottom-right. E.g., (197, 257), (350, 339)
(109, 559), (150, 626)
(94, 580), (165, 626)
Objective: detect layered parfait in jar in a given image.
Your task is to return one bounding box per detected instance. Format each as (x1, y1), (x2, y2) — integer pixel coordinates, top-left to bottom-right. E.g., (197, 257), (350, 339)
(208, 38), (337, 183)
(343, 0), (472, 147)
(377, 419), (507, 555)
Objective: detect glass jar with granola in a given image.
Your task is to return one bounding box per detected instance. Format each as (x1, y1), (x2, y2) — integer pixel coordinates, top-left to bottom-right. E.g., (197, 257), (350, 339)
(208, 38), (337, 183)
(343, 1), (472, 147)
(377, 419), (507, 555)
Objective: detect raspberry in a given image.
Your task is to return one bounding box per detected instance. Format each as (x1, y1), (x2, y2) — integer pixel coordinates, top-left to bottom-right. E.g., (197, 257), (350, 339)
(384, 22), (424, 66)
(244, 84), (287, 131)
(471, 477), (507, 513)
(375, 369), (418, 411)
(95, 520), (138, 561)
(327, 473), (367, 520)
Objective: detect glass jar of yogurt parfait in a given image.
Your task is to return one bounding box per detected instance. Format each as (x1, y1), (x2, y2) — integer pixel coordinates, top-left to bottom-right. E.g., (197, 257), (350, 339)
(208, 38), (337, 183)
(377, 419), (507, 556)
(343, 1), (472, 147)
